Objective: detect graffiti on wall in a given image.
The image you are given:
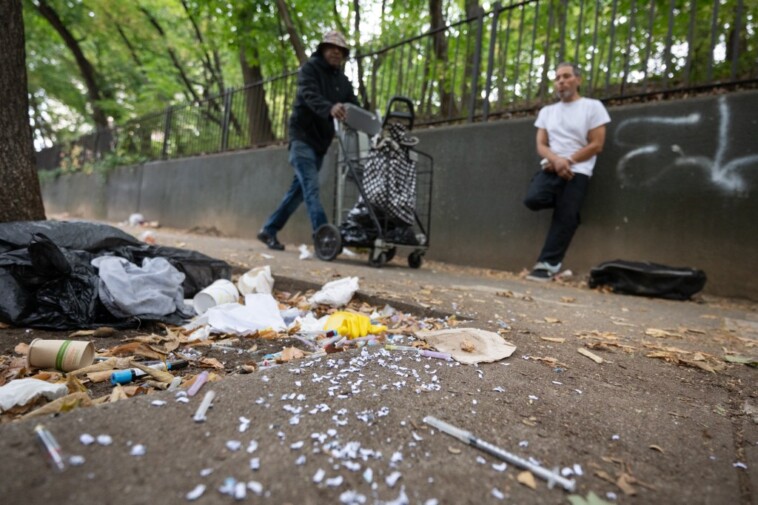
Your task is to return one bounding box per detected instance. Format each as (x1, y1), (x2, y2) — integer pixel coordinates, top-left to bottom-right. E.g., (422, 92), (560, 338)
(614, 96), (758, 192)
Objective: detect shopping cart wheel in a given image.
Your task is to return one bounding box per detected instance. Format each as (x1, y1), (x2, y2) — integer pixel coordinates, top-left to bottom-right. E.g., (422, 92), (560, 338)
(314, 224), (342, 261)
(408, 251), (423, 269)
(369, 250), (387, 268)
(385, 247), (397, 262)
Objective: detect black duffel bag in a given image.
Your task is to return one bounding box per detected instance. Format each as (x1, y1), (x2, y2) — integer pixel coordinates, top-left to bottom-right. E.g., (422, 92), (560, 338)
(588, 260), (706, 300)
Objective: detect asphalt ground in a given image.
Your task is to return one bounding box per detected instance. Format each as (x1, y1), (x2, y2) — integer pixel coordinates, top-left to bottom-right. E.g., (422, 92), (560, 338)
(0, 224), (755, 505)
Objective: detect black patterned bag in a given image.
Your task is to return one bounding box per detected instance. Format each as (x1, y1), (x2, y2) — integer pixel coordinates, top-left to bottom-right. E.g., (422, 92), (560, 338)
(362, 123), (417, 226)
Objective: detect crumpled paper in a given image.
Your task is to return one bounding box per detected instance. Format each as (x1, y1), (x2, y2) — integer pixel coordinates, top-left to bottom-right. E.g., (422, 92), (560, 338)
(416, 328), (516, 365)
(0, 378), (69, 412)
(309, 277), (360, 307)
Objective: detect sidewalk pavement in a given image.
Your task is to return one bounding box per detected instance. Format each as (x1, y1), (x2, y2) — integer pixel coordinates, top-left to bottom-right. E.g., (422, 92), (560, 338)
(0, 224), (755, 505)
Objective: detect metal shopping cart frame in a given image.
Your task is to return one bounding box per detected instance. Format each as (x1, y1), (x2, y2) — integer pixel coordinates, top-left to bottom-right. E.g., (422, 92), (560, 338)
(314, 96), (433, 268)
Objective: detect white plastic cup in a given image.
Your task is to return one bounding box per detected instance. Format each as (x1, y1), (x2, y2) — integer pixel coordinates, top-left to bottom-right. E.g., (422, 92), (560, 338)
(27, 339), (95, 372)
(193, 279), (239, 315)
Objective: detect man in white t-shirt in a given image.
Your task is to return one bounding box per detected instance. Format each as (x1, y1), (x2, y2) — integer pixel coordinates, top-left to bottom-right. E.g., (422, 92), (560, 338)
(524, 62), (611, 281)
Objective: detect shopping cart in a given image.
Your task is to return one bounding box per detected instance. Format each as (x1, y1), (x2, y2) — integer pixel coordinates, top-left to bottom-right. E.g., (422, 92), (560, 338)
(314, 96), (433, 268)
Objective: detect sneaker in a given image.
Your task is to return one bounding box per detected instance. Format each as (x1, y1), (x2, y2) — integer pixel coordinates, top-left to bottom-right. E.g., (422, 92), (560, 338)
(257, 230), (285, 251)
(526, 261), (561, 282)
(526, 268), (554, 282)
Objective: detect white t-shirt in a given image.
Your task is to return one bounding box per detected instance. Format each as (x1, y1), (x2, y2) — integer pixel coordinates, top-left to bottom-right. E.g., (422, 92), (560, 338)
(534, 97), (611, 177)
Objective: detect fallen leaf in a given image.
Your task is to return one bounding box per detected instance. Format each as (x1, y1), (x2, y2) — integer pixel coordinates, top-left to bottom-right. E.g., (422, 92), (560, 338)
(106, 342), (166, 360)
(616, 472), (637, 495)
(649, 444), (665, 453)
(68, 329), (96, 338)
(14, 343), (29, 355)
(567, 491), (614, 505)
(723, 355), (758, 367)
(131, 361), (175, 383)
(278, 347), (305, 363)
(199, 357), (225, 369)
(645, 328), (682, 339)
(578, 348), (604, 363)
(544, 317), (561, 324)
(540, 337), (565, 343)
(517, 471), (537, 489)
(110, 385), (128, 403)
(560, 297), (576, 303)
(21, 392), (92, 419)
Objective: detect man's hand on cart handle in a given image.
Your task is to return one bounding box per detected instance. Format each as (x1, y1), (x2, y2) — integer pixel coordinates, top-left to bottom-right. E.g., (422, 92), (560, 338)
(331, 103), (347, 121)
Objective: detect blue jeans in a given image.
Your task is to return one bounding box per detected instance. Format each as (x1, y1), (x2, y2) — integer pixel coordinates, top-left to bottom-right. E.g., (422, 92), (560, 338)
(524, 170), (589, 266)
(262, 140), (328, 236)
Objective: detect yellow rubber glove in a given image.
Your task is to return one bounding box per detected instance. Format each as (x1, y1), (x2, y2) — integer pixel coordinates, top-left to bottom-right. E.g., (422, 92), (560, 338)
(324, 311), (387, 339)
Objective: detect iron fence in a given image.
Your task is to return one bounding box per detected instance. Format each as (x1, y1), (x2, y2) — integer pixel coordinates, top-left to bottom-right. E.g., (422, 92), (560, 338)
(38, 0), (756, 170)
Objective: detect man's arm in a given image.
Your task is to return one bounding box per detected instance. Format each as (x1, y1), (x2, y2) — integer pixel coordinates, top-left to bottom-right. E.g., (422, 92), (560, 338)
(536, 124), (607, 180)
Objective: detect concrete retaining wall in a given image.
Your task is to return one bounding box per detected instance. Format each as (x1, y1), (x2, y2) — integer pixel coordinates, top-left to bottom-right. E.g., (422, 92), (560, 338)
(42, 91), (758, 300)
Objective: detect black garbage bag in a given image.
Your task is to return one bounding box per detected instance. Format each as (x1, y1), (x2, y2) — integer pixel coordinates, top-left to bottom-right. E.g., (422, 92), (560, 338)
(588, 260), (706, 300)
(0, 221), (232, 330)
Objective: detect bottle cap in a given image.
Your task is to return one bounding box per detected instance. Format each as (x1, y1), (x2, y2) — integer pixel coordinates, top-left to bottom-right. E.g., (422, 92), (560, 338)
(110, 369), (135, 386)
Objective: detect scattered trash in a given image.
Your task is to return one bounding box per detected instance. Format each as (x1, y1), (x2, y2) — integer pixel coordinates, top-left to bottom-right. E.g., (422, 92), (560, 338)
(128, 213), (145, 226)
(424, 416), (575, 492)
(417, 328), (516, 365)
(0, 379), (68, 412)
(27, 339), (95, 372)
(193, 390), (216, 423)
(193, 279), (239, 315)
(324, 312), (387, 339)
(237, 266), (274, 295)
(186, 484), (206, 501)
(34, 424), (65, 471)
(310, 277), (360, 307)
(299, 244), (313, 260)
(187, 371), (210, 397)
(139, 230), (157, 244)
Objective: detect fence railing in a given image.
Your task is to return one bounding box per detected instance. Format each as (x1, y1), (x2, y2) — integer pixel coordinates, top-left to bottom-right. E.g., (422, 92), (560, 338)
(38, 0), (756, 171)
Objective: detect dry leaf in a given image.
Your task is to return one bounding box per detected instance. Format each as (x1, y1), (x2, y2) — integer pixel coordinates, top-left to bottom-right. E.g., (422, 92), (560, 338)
(21, 392), (92, 419)
(278, 347), (305, 363)
(616, 472), (637, 495)
(131, 362), (175, 383)
(106, 342), (165, 360)
(560, 297), (576, 303)
(93, 327), (118, 338)
(110, 385), (128, 403)
(199, 357), (225, 369)
(544, 317), (561, 324)
(14, 342), (29, 355)
(649, 444), (665, 453)
(540, 337), (565, 343)
(517, 471), (537, 489)
(66, 374), (88, 393)
(68, 329), (96, 338)
(645, 328), (682, 339)
(578, 347), (604, 363)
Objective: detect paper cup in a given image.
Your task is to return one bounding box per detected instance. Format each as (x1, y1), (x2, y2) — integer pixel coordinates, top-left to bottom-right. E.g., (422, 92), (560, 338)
(237, 266), (274, 295)
(193, 279), (239, 315)
(28, 339), (95, 372)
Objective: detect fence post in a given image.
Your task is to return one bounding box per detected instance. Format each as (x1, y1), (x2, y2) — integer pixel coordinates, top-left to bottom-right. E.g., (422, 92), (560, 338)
(482, 3), (502, 121)
(468, 7), (485, 123)
(220, 88), (232, 152)
(161, 106), (173, 160)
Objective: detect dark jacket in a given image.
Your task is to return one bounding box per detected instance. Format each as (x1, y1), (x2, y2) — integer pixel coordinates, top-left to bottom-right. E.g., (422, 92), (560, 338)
(288, 51), (359, 155)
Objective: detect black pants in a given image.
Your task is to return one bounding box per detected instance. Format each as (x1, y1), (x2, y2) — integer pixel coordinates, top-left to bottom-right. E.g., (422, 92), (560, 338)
(523, 170), (590, 266)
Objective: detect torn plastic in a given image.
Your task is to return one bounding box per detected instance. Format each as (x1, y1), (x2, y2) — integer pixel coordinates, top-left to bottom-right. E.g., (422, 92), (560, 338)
(0, 221), (230, 330)
(0, 379), (69, 412)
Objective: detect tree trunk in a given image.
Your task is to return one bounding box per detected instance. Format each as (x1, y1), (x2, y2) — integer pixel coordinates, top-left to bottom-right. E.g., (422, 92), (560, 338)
(429, 0), (456, 118)
(0, 0), (46, 222)
(353, 0), (369, 109)
(34, 0), (110, 129)
(239, 46), (275, 145)
(275, 0), (307, 65)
